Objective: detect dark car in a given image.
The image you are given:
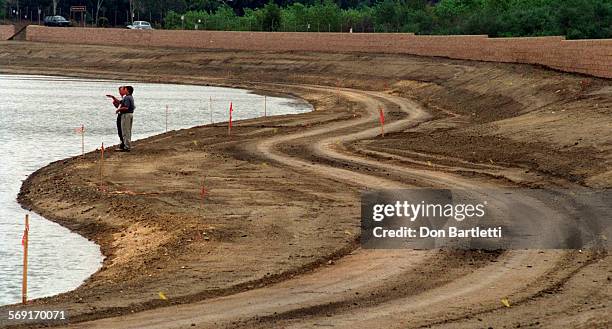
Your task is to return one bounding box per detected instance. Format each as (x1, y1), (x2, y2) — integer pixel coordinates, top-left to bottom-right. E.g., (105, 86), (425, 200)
(43, 16), (71, 27)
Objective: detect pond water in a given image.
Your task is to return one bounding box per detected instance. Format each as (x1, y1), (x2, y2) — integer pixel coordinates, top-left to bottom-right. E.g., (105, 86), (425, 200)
(0, 74), (312, 306)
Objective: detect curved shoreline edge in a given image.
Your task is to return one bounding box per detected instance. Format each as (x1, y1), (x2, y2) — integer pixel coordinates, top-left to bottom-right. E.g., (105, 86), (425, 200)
(7, 74), (366, 325)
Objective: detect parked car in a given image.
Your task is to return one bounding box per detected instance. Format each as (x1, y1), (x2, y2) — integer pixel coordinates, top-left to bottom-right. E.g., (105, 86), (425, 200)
(127, 21), (153, 30)
(43, 16), (71, 27)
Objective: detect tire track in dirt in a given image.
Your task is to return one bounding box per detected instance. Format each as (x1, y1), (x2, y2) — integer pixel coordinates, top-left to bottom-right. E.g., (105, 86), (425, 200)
(252, 87), (577, 328)
(62, 85), (579, 329)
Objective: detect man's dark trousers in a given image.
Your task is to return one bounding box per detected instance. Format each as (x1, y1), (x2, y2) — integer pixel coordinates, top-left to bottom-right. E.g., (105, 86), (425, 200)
(116, 113), (124, 149)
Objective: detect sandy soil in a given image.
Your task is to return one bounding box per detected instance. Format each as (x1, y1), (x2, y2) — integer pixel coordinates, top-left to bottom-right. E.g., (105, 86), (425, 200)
(0, 41), (610, 328)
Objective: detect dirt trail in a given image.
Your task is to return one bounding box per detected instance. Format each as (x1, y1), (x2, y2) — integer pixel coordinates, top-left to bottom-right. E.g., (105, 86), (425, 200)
(60, 86), (589, 329)
(1, 42), (609, 328)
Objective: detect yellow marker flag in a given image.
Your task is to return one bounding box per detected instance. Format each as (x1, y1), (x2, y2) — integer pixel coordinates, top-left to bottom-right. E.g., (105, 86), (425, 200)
(158, 292), (168, 300)
(501, 298), (511, 307)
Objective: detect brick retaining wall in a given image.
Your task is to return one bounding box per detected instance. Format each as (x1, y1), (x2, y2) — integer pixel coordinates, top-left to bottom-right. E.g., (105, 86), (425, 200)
(0, 25), (15, 40)
(24, 26), (612, 79)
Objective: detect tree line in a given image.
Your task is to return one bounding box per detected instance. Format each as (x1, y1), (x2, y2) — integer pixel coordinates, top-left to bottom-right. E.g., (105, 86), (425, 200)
(3, 0), (611, 39)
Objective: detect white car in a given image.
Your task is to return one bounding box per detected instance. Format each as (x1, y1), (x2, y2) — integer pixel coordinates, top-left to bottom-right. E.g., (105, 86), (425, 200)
(127, 21), (153, 30)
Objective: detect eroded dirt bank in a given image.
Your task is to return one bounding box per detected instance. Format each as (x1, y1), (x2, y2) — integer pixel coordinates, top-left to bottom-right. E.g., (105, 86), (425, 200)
(0, 41), (610, 328)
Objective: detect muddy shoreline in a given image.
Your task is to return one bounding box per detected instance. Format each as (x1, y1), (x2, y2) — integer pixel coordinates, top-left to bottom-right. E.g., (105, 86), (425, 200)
(6, 79), (366, 326)
(1, 41), (610, 328)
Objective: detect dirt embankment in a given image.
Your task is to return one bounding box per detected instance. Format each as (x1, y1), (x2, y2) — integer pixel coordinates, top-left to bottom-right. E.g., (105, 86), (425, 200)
(0, 41), (610, 328)
(2, 41), (610, 187)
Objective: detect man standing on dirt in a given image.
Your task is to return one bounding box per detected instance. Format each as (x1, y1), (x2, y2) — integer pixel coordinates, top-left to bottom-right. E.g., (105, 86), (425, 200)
(106, 86), (127, 150)
(116, 86), (135, 152)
